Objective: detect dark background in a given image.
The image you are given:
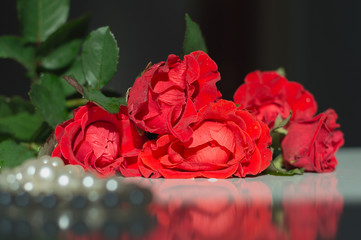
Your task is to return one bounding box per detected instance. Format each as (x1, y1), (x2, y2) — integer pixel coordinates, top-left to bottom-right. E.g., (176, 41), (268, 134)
(0, 0), (360, 146)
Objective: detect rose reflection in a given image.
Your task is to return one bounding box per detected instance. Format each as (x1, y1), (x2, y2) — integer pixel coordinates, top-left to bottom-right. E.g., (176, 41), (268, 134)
(126, 178), (285, 240)
(127, 173), (343, 240)
(282, 173), (344, 240)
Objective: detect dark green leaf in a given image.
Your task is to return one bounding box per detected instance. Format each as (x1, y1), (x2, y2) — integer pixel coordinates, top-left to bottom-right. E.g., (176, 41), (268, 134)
(41, 39), (82, 70)
(265, 154), (304, 176)
(0, 96), (41, 141)
(183, 13), (208, 55)
(17, 0), (70, 43)
(0, 96), (35, 117)
(0, 36), (35, 73)
(83, 88), (125, 114)
(0, 111), (43, 141)
(37, 14), (90, 55)
(0, 140), (36, 170)
(81, 26), (119, 89)
(30, 74), (67, 128)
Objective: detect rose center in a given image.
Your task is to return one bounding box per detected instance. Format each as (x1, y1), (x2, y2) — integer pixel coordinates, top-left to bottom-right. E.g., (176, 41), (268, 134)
(83, 122), (120, 163)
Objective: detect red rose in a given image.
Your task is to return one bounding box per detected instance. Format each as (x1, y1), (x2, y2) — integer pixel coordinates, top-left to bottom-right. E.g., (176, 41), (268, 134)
(136, 100), (272, 178)
(52, 103), (147, 177)
(127, 50), (221, 142)
(233, 70), (317, 128)
(281, 109), (344, 172)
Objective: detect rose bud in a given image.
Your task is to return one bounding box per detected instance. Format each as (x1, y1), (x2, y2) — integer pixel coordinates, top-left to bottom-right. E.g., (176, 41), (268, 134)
(233, 70), (317, 128)
(52, 103), (147, 177)
(136, 100), (272, 178)
(127, 50), (221, 142)
(281, 109), (344, 172)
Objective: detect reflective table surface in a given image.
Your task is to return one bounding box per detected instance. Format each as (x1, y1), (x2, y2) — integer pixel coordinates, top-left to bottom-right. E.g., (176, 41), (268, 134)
(1, 148), (360, 239)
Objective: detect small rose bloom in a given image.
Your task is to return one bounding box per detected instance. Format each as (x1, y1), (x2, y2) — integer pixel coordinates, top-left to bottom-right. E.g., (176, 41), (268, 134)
(137, 100), (272, 178)
(233, 70), (317, 128)
(281, 109), (344, 172)
(52, 103), (147, 177)
(127, 50), (221, 142)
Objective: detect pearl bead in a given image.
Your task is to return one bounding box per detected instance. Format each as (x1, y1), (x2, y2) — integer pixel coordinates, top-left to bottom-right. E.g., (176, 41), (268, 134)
(63, 164), (85, 177)
(40, 155), (52, 165)
(49, 157), (64, 168)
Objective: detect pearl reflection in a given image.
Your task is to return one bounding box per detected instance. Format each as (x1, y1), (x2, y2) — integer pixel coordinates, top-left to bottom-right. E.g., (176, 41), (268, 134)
(106, 179), (118, 191)
(58, 214), (70, 230)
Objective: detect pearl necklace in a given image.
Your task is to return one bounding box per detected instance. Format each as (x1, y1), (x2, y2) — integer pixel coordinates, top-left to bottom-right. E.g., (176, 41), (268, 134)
(0, 155), (152, 203)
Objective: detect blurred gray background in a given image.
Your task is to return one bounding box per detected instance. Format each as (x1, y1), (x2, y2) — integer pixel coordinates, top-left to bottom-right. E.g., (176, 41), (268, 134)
(0, 0), (360, 147)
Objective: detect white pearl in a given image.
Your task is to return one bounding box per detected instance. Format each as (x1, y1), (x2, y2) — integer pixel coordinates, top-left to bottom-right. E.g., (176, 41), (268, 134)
(49, 157), (64, 168)
(6, 173), (16, 184)
(24, 182), (34, 192)
(58, 174), (70, 187)
(40, 155), (52, 165)
(21, 159), (39, 182)
(63, 164), (85, 177)
(38, 166), (55, 181)
(54, 169), (81, 194)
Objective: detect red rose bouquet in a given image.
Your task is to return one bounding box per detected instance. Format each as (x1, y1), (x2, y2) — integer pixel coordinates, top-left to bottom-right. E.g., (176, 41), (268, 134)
(0, 5), (343, 178)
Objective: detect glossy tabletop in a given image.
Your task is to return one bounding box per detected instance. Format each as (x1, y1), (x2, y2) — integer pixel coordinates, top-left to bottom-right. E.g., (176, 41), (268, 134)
(0, 148), (360, 239)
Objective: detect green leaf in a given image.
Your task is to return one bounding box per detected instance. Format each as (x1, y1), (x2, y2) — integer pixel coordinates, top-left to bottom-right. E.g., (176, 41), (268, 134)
(183, 13), (208, 55)
(275, 67), (286, 77)
(272, 110), (293, 132)
(17, 0), (70, 43)
(40, 39), (82, 70)
(81, 26), (119, 90)
(0, 36), (35, 73)
(30, 74), (67, 128)
(265, 154), (304, 176)
(0, 111), (43, 141)
(37, 14), (90, 55)
(83, 88), (125, 114)
(0, 140), (36, 170)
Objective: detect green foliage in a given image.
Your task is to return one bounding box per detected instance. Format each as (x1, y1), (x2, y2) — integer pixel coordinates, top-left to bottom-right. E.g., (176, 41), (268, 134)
(37, 14), (90, 55)
(0, 96), (43, 142)
(0, 36), (36, 75)
(0, 140), (36, 170)
(83, 88), (126, 114)
(81, 26), (119, 89)
(17, 0), (70, 43)
(183, 13), (208, 55)
(29, 74), (67, 128)
(265, 154), (304, 176)
(40, 39), (82, 70)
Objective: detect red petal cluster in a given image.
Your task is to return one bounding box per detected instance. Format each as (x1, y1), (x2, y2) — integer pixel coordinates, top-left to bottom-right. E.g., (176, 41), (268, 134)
(234, 70), (317, 128)
(52, 103), (147, 177)
(127, 51), (221, 142)
(136, 100), (272, 178)
(234, 70), (344, 172)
